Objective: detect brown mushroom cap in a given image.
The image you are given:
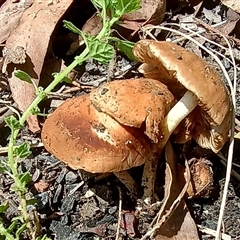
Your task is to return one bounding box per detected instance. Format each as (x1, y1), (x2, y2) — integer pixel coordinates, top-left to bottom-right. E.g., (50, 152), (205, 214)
(41, 94), (156, 173)
(90, 78), (175, 144)
(133, 39), (230, 126)
(133, 40), (231, 152)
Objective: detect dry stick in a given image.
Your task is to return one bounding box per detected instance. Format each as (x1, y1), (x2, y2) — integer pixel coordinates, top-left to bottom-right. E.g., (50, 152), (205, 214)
(115, 186), (122, 240)
(0, 142), (44, 154)
(197, 225), (231, 240)
(142, 24), (236, 240)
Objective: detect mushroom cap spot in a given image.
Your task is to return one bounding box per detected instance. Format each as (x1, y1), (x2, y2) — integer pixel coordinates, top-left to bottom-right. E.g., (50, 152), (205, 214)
(90, 78), (175, 143)
(133, 40), (231, 127)
(41, 95), (153, 173)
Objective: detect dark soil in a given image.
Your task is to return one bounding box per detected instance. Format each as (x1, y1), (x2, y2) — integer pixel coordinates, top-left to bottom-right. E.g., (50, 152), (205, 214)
(0, 0), (240, 239)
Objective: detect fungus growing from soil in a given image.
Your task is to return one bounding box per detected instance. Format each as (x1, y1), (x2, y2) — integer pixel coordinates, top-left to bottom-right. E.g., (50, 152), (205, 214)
(133, 40), (231, 152)
(132, 40), (231, 202)
(41, 78), (174, 195)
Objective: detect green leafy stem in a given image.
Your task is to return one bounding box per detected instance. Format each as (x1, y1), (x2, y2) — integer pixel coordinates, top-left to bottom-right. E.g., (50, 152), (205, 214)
(2, 0), (141, 239)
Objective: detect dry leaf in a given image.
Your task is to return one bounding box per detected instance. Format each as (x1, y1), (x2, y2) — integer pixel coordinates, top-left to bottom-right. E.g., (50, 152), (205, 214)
(150, 142), (199, 239)
(155, 208), (199, 240)
(221, 0), (240, 14)
(220, 8), (240, 36)
(122, 0), (166, 24)
(34, 179), (49, 193)
(0, 0), (33, 44)
(120, 211), (137, 237)
(5, 0), (73, 132)
(67, 0), (166, 55)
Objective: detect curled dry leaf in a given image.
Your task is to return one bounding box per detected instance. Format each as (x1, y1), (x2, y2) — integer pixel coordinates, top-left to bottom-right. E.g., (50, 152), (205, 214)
(5, 0), (73, 132)
(119, 0), (166, 33)
(153, 142), (199, 240)
(122, 0), (166, 24)
(184, 157), (214, 198)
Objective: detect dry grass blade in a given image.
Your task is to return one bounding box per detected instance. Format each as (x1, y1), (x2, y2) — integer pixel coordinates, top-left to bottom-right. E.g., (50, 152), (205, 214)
(115, 186), (123, 240)
(141, 22), (236, 240)
(197, 225), (231, 240)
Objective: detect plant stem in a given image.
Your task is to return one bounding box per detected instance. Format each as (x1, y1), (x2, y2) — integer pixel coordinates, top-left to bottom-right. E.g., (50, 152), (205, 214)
(0, 223), (16, 240)
(6, 14), (119, 238)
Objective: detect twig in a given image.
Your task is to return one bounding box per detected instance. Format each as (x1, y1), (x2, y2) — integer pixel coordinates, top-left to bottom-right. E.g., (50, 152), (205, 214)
(0, 142), (44, 154)
(197, 225), (231, 240)
(115, 186), (122, 240)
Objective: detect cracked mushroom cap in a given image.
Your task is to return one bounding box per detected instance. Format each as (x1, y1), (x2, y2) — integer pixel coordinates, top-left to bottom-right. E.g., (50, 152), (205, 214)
(42, 94), (154, 173)
(90, 78), (175, 144)
(133, 40), (231, 152)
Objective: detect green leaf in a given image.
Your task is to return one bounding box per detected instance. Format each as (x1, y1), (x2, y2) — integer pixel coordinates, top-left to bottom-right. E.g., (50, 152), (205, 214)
(19, 172), (32, 186)
(37, 235), (52, 240)
(11, 216), (24, 224)
(92, 0), (109, 9)
(111, 0), (141, 17)
(7, 220), (17, 234)
(61, 76), (72, 84)
(13, 142), (31, 159)
(114, 39), (136, 61)
(15, 223), (26, 239)
(14, 70), (32, 84)
(88, 39), (114, 64)
(63, 20), (82, 35)
(26, 198), (37, 206)
(4, 116), (22, 131)
(0, 202), (9, 213)
(0, 162), (6, 173)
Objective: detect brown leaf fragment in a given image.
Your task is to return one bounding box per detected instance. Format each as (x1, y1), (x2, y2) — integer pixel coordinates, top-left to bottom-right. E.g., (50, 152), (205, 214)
(122, 0), (166, 24)
(120, 211), (137, 237)
(5, 0), (73, 132)
(221, 0), (240, 14)
(155, 204), (199, 240)
(34, 179), (49, 193)
(144, 142), (199, 239)
(67, 13), (103, 55)
(220, 8), (240, 36)
(0, 0), (33, 44)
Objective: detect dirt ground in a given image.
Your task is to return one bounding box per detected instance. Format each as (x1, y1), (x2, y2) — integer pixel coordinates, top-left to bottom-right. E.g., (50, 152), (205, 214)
(0, 0), (240, 239)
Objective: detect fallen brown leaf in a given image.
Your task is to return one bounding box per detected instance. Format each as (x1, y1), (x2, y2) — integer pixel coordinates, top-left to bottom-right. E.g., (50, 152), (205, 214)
(221, 0), (240, 14)
(34, 179), (49, 193)
(0, 0), (33, 44)
(122, 0), (166, 24)
(4, 0), (73, 132)
(143, 142), (199, 239)
(120, 211), (137, 237)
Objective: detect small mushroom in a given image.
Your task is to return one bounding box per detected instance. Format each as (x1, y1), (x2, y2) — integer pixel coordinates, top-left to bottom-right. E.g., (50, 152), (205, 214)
(89, 78), (175, 202)
(133, 39), (232, 153)
(42, 78), (175, 197)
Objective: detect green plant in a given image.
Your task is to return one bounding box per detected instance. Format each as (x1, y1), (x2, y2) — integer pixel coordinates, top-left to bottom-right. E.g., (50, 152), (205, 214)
(0, 0), (141, 239)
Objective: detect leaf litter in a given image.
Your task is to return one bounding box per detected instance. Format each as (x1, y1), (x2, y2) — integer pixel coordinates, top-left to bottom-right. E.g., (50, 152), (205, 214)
(0, 0), (240, 239)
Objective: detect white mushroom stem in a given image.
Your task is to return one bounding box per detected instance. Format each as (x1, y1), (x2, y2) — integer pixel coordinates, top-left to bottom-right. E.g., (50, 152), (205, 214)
(114, 171), (138, 197)
(142, 91), (198, 204)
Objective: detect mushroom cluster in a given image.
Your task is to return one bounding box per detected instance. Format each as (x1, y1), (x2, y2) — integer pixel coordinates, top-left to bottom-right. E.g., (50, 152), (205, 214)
(133, 40), (231, 153)
(42, 40), (231, 203)
(42, 78), (175, 195)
